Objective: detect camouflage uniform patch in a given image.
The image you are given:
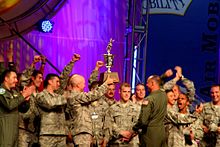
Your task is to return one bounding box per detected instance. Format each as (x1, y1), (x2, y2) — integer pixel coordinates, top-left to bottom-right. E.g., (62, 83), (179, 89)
(39, 136), (66, 147)
(73, 133), (93, 146)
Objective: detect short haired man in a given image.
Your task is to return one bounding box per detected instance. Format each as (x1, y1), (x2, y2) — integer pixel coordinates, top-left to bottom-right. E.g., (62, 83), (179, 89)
(125, 75), (168, 147)
(66, 74), (113, 146)
(200, 85), (220, 147)
(0, 69), (33, 147)
(105, 82), (141, 146)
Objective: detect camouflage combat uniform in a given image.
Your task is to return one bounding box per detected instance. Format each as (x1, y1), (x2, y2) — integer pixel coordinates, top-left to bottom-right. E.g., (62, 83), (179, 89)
(105, 100), (141, 147)
(18, 66), (39, 147)
(200, 102), (220, 147)
(88, 69), (99, 86)
(36, 61), (75, 147)
(89, 95), (116, 146)
(66, 83), (108, 146)
(164, 77), (203, 146)
(18, 94), (40, 147)
(163, 77), (195, 102)
(37, 90), (67, 147)
(165, 108), (203, 147)
(87, 68), (116, 146)
(19, 65), (35, 87)
(164, 106), (191, 144)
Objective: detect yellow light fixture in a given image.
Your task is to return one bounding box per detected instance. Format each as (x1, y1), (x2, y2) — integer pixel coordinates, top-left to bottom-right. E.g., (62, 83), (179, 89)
(0, 0), (20, 15)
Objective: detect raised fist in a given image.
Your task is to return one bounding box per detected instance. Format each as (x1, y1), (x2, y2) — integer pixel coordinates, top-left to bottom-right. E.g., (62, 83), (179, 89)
(40, 55), (46, 64)
(72, 53), (80, 62)
(95, 61), (104, 70)
(33, 55), (41, 64)
(174, 66), (182, 78)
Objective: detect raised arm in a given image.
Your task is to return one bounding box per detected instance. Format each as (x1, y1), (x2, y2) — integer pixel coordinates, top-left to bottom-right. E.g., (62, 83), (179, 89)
(163, 72), (180, 90)
(19, 55), (41, 86)
(176, 66), (195, 101)
(182, 78), (195, 102)
(68, 75), (113, 104)
(160, 68), (173, 86)
(88, 61), (104, 87)
(39, 55), (46, 74)
(56, 53), (80, 94)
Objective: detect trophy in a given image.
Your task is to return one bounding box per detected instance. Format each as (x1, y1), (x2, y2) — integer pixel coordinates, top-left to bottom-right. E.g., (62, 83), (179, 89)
(100, 38), (119, 83)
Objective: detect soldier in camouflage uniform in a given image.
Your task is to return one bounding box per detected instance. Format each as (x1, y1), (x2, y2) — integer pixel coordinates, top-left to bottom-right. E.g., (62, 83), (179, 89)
(88, 61), (116, 104)
(18, 55), (42, 87)
(104, 83), (141, 147)
(166, 90), (176, 109)
(18, 54), (78, 147)
(164, 89), (200, 147)
(89, 93), (116, 146)
(18, 92), (41, 147)
(18, 73), (43, 146)
(65, 73), (113, 146)
(0, 69), (34, 147)
(36, 54), (80, 147)
(163, 66), (195, 103)
(36, 73), (67, 147)
(166, 93), (203, 147)
(131, 83), (146, 105)
(163, 67), (203, 146)
(18, 55), (43, 147)
(87, 61), (116, 146)
(200, 85), (220, 147)
(164, 67), (193, 136)
(163, 66), (198, 114)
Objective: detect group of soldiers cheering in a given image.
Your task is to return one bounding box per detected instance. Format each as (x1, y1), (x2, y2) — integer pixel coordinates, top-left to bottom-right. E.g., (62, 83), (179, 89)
(0, 49), (219, 147)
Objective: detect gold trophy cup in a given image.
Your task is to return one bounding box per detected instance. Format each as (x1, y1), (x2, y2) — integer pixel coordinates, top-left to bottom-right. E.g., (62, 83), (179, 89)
(100, 38), (119, 83)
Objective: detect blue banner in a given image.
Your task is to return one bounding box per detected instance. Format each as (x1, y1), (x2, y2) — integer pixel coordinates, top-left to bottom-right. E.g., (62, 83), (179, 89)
(146, 0), (220, 101)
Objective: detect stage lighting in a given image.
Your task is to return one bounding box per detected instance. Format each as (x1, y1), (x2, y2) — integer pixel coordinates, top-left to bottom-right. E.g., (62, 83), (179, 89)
(38, 20), (53, 33)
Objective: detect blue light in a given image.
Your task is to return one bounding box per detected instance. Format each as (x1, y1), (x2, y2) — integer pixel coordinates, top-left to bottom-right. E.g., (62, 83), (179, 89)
(131, 46), (138, 93)
(41, 20), (53, 33)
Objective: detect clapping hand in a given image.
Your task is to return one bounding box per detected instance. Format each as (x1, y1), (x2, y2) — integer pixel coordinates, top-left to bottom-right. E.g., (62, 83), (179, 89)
(22, 85), (35, 101)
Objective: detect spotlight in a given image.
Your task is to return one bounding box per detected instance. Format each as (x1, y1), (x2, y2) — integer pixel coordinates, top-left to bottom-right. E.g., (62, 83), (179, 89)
(38, 19), (53, 33)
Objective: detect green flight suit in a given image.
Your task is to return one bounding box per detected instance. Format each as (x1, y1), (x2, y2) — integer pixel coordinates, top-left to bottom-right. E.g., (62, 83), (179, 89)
(133, 90), (168, 147)
(0, 84), (26, 147)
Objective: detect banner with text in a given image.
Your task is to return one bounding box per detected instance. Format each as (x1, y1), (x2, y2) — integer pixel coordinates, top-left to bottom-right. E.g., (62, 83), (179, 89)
(146, 0), (220, 101)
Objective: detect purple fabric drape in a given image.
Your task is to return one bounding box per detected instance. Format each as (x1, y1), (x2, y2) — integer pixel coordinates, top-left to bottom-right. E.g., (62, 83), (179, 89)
(0, 0), (127, 94)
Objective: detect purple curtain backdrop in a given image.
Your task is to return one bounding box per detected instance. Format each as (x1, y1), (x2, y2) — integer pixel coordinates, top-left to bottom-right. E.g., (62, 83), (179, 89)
(0, 0), (127, 96)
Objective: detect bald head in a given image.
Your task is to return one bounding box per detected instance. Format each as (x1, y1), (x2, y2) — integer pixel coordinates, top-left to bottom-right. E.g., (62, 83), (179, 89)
(146, 75), (161, 92)
(69, 74), (85, 92)
(147, 75), (161, 85)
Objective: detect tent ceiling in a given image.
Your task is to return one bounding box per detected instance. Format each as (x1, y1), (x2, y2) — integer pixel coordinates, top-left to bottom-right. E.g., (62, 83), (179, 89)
(0, 0), (66, 40)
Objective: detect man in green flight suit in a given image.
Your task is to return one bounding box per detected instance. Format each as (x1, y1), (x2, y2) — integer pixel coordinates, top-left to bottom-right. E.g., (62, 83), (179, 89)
(125, 75), (168, 147)
(0, 69), (34, 147)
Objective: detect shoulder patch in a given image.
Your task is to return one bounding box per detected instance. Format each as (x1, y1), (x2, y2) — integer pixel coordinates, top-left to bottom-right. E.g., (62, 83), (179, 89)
(0, 88), (6, 95)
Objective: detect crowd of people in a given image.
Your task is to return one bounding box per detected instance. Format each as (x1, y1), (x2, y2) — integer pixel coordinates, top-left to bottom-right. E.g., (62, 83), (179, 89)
(0, 48), (219, 147)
